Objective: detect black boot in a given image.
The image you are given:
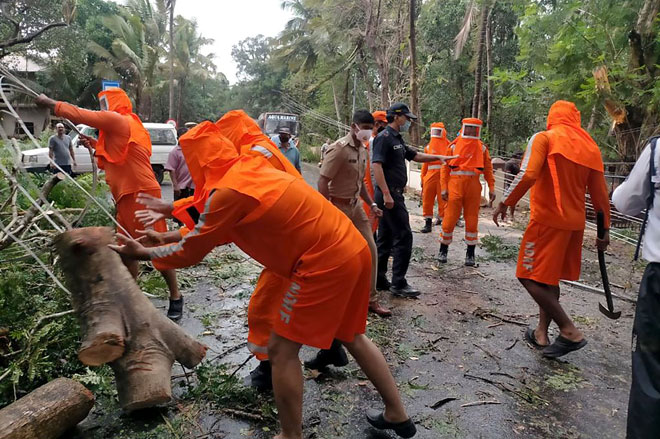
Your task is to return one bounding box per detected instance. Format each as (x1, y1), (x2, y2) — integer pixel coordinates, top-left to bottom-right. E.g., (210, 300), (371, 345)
(248, 360), (273, 391)
(437, 244), (448, 264)
(304, 340), (348, 371)
(420, 218), (433, 233)
(167, 296), (184, 321)
(465, 245), (476, 267)
(434, 216), (443, 226)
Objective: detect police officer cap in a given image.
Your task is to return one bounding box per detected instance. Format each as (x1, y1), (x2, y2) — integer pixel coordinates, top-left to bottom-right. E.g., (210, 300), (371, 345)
(387, 102), (417, 120)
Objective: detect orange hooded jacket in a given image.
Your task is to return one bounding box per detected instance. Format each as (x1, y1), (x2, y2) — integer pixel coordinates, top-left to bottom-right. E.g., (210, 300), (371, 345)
(55, 89), (159, 201)
(150, 121), (366, 278)
(503, 100), (610, 230)
(442, 118), (495, 192)
(421, 122), (450, 180)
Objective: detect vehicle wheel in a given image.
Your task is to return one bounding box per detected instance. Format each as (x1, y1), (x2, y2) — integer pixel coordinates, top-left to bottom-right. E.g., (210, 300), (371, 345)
(153, 165), (164, 184)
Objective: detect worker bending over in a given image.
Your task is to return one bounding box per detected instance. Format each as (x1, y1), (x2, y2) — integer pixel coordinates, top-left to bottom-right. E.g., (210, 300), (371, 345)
(113, 122), (417, 439)
(439, 118), (495, 266)
(493, 100), (610, 358)
(35, 90), (182, 320)
(420, 122), (451, 233)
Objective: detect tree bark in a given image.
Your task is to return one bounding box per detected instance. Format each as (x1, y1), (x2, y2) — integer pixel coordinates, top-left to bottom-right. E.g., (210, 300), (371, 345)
(409, 0), (421, 146)
(0, 378), (94, 439)
(471, 6), (490, 119)
(485, 14), (494, 130)
(54, 227), (207, 411)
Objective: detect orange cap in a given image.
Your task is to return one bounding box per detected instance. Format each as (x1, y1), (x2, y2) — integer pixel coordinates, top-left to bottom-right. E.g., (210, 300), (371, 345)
(372, 111), (387, 123)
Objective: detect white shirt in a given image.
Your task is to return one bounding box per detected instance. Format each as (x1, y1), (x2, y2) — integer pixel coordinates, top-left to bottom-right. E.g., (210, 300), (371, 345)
(612, 142), (660, 262)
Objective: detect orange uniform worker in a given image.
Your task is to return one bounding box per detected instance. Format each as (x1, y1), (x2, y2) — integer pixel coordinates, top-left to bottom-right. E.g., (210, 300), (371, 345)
(438, 118), (495, 266)
(420, 123), (451, 233)
(493, 100), (611, 359)
(136, 109), (302, 391)
(112, 121), (417, 439)
(35, 90), (183, 320)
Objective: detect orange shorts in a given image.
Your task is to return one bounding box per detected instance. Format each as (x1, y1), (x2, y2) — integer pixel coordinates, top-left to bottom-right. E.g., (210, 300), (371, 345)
(247, 269), (290, 360)
(516, 220), (583, 286)
(271, 245), (371, 349)
(116, 190), (167, 239)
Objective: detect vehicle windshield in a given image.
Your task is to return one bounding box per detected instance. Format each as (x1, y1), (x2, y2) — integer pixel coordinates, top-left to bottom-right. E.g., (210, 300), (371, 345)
(264, 114), (298, 136)
(147, 128), (177, 145)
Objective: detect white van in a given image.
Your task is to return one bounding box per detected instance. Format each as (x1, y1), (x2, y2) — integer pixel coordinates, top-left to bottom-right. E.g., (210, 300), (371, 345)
(19, 122), (177, 184)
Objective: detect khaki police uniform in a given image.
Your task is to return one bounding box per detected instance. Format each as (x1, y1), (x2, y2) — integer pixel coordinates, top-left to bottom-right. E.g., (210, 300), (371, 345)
(320, 133), (378, 299)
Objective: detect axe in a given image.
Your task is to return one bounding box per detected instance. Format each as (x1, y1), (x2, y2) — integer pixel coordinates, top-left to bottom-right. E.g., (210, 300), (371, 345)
(597, 211), (621, 320)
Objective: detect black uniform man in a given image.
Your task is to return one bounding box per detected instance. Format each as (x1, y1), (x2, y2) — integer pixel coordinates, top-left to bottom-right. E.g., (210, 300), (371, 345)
(372, 103), (456, 297)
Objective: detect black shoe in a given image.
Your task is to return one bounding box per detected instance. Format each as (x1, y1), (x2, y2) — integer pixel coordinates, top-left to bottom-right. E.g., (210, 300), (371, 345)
(420, 218), (432, 233)
(390, 284), (421, 298)
(465, 245), (476, 267)
(434, 217), (442, 226)
(248, 360), (272, 391)
(437, 244), (448, 264)
(167, 297), (184, 321)
(376, 278), (391, 291)
(304, 340), (348, 371)
(366, 409), (416, 438)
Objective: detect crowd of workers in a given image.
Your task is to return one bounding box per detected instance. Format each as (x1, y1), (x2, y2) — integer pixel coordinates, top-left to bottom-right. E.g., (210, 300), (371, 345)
(32, 88), (659, 439)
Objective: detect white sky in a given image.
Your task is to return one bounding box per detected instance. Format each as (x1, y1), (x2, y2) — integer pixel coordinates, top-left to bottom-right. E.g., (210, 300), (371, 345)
(110, 0), (293, 84)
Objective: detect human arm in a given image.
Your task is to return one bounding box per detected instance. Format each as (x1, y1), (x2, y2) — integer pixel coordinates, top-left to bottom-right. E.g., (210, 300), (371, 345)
(294, 147), (301, 173)
(68, 137), (77, 166)
(587, 169), (611, 251)
(318, 142), (344, 199)
(440, 145), (453, 201)
(48, 138), (54, 168)
(317, 175), (331, 199)
(111, 188), (259, 269)
(483, 148), (496, 202)
(502, 133), (548, 206)
(360, 182), (382, 217)
(411, 151), (458, 163)
(371, 134), (394, 209)
(134, 192), (175, 227)
(612, 143), (655, 216)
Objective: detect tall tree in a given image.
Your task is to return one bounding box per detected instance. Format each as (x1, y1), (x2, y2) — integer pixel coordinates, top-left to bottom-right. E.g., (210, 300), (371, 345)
(166, 0), (175, 120)
(409, 0), (421, 145)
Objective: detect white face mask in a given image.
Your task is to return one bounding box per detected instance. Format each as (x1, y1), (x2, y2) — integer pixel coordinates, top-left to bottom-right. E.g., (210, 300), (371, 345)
(356, 128), (372, 142)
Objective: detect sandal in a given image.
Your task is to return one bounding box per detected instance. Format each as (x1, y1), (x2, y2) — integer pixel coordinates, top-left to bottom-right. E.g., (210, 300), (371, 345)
(542, 335), (587, 359)
(366, 409), (416, 438)
(524, 327), (548, 350)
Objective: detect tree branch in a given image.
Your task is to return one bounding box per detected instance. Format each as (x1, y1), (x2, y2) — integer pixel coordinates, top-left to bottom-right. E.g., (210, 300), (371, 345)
(0, 22), (67, 50)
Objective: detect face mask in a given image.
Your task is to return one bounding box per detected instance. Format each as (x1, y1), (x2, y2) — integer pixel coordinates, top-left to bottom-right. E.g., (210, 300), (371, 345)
(377, 126), (385, 133)
(356, 128), (372, 142)
(401, 120), (411, 132)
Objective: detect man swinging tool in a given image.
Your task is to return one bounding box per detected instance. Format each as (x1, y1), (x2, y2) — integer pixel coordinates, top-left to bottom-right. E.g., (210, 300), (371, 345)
(493, 100), (611, 358)
(112, 122), (417, 439)
(612, 136), (660, 438)
(35, 90), (183, 320)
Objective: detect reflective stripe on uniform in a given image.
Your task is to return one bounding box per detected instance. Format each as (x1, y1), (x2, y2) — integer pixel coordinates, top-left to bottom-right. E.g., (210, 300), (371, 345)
(465, 232), (479, 238)
(247, 341), (268, 354)
(252, 145), (273, 158)
(504, 133), (537, 200)
(429, 165), (442, 170)
(450, 170), (476, 176)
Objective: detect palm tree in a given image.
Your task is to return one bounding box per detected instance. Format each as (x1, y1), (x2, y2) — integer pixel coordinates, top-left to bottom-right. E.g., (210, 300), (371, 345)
(166, 0), (176, 120)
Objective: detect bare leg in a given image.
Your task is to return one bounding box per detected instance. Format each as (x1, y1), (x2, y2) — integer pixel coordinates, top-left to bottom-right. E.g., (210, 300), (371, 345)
(160, 269), (181, 300)
(519, 278), (583, 342)
(342, 334), (409, 423)
(269, 333), (303, 439)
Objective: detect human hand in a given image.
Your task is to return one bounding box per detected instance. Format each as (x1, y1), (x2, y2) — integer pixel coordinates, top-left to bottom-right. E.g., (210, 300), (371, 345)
(596, 230), (610, 252)
(136, 193), (174, 216)
(383, 193), (394, 209)
(35, 93), (56, 109)
(108, 234), (151, 260)
(78, 134), (96, 150)
(436, 154), (459, 164)
(489, 192), (496, 203)
(135, 209), (166, 228)
(136, 229), (166, 247)
(441, 191), (448, 202)
(492, 202), (508, 227)
(371, 204), (383, 218)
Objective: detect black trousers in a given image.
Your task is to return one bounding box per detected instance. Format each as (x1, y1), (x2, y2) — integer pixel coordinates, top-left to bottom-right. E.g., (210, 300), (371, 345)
(374, 186), (412, 288)
(627, 262), (660, 438)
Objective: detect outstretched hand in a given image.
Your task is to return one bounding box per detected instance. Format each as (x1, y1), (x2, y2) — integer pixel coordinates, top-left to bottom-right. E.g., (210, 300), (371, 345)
(136, 193), (174, 216)
(135, 209), (166, 228)
(108, 234), (151, 260)
(492, 202), (507, 227)
(437, 154), (459, 164)
(35, 93), (56, 110)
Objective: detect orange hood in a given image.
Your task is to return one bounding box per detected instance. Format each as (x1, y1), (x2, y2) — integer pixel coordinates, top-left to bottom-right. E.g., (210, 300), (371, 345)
(448, 118), (484, 169)
(95, 88), (150, 166)
(544, 100), (604, 215)
(215, 110), (263, 152)
(428, 122), (449, 156)
(372, 111), (388, 124)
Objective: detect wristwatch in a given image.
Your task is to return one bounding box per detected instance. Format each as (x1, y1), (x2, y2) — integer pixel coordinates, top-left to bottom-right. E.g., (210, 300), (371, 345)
(371, 202), (378, 208)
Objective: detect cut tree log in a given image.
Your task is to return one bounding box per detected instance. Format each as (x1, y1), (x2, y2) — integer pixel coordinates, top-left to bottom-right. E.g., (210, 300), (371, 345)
(54, 227), (207, 411)
(0, 377), (94, 439)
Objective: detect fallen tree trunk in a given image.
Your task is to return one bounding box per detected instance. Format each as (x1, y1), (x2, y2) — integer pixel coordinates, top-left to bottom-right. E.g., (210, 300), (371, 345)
(0, 377), (94, 439)
(54, 227), (207, 411)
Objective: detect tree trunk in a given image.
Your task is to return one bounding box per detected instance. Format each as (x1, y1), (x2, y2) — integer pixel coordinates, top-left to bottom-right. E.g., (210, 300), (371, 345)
(471, 6), (490, 119)
(409, 0), (421, 146)
(54, 227), (207, 411)
(176, 78), (184, 126)
(485, 14), (494, 130)
(332, 81), (343, 136)
(0, 378), (94, 439)
(168, 2), (175, 120)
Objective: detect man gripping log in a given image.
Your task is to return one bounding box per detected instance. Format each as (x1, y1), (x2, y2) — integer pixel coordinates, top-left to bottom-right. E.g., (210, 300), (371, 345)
(111, 122), (417, 439)
(493, 101), (611, 359)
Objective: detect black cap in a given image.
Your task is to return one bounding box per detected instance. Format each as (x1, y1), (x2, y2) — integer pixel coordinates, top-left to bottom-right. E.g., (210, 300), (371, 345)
(387, 102), (417, 120)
